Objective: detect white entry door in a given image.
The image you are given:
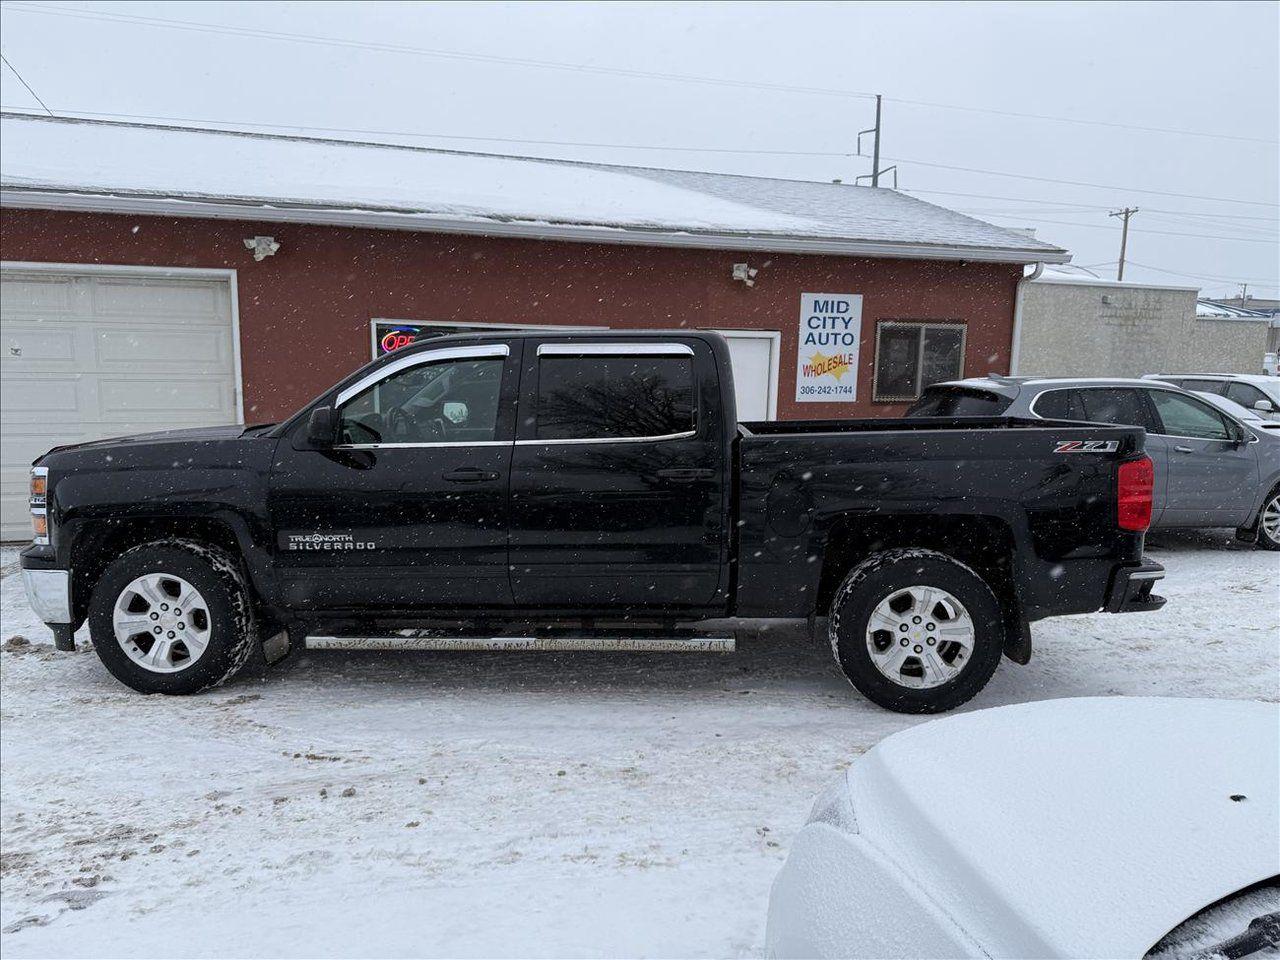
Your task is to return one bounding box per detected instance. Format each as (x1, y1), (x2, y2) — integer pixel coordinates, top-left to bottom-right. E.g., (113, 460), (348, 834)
(715, 330), (780, 422)
(0, 266), (240, 541)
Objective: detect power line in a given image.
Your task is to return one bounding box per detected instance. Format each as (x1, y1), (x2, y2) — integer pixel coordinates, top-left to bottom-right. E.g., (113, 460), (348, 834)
(1122, 261), (1280, 287)
(980, 211), (1276, 244)
(0, 105), (857, 158)
(5, 1), (1277, 146)
(4, 3), (876, 101)
(906, 187), (1280, 221)
(885, 95), (1278, 147)
(884, 154), (1278, 207)
(0, 53), (53, 116)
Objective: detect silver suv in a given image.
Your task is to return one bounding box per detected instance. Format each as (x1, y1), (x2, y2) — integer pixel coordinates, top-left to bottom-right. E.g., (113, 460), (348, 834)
(1143, 373), (1280, 421)
(908, 377), (1280, 549)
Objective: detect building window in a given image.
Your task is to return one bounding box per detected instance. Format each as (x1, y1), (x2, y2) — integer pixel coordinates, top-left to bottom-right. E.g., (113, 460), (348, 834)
(873, 321), (967, 402)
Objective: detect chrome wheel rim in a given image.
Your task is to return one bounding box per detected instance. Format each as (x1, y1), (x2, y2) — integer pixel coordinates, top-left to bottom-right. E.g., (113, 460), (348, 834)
(113, 573), (211, 673)
(1263, 494), (1280, 543)
(865, 585), (974, 689)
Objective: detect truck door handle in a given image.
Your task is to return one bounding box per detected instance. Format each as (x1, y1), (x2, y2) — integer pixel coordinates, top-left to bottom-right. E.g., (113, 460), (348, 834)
(656, 468), (715, 482)
(1174, 445), (1194, 454)
(442, 468), (500, 483)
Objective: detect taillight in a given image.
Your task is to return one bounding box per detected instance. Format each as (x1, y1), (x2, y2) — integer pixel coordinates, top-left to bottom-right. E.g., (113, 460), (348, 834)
(1117, 456), (1154, 532)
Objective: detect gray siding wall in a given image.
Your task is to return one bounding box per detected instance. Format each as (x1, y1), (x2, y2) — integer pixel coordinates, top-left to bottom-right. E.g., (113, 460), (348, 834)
(1018, 281), (1268, 377)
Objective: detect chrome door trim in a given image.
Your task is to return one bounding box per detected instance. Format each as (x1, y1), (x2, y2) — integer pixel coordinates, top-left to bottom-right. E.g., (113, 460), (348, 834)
(514, 429), (697, 446)
(536, 342), (693, 357)
(333, 440), (514, 450)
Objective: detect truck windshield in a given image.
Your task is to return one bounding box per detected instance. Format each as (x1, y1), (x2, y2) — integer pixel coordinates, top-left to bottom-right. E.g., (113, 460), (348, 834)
(907, 387), (1012, 417)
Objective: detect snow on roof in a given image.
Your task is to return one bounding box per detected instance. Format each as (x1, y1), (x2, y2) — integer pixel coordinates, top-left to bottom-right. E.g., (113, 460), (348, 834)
(0, 113), (1070, 264)
(1032, 263), (1197, 291)
(1196, 299), (1272, 319)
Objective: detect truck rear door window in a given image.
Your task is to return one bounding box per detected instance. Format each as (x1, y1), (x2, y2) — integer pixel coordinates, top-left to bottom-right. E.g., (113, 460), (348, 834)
(535, 355), (695, 440)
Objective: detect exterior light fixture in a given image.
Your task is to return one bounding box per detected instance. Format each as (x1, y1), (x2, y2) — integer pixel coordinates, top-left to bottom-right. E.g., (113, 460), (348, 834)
(244, 236), (281, 261)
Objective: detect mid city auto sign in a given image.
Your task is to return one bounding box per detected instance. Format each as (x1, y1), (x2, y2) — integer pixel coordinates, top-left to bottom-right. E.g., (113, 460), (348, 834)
(796, 292), (862, 403)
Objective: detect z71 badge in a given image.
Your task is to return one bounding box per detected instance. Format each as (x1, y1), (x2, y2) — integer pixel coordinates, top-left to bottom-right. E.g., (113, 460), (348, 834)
(1054, 439), (1120, 454)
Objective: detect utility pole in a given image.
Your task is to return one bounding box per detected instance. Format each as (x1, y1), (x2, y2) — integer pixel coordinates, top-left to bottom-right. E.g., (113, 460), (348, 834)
(871, 94), (882, 187)
(1239, 283), (1249, 306)
(856, 95), (888, 187)
(1109, 207), (1138, 280)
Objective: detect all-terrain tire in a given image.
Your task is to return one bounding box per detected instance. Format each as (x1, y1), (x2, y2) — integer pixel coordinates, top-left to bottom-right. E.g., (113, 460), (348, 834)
(88, 539), (257, 695)
(828, 549), (1004, 714)
(1256, 488), (1280, 551)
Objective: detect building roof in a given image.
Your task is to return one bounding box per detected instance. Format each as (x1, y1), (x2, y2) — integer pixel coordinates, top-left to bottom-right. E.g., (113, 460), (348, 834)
(0, 112), (1070, 264)
(1031, 263), (1197, 292)
(1196, 299), (1272, 319)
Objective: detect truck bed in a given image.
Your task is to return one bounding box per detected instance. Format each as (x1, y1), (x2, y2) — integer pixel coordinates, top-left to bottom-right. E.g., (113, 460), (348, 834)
(732, 415), (1148, 621)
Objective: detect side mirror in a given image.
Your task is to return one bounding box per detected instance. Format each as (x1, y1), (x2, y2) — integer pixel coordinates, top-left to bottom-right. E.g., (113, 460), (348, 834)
(1253, 399), (1275, 413)
(443, 401), (469, 425)
(306, 406), (338, 447)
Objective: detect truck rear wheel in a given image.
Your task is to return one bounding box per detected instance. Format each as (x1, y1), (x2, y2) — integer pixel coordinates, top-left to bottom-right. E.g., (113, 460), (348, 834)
(87, 539), (257, 695)
(828, 550), (1003, 714)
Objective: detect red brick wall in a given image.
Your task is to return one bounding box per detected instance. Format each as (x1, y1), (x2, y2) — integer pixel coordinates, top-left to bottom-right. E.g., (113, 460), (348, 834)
(1, 209), (1024, 422)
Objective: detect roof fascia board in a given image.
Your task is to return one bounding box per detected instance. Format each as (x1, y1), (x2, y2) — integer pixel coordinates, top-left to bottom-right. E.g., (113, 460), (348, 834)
(0, 188), (1072, 265)
(1032, 275), (1198, 292)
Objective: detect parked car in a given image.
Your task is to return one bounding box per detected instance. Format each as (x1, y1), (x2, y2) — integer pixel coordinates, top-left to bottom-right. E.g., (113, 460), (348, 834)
(1193, 390), (1280, 434)
(1143, 373), (1280, 422)
(765, 697), (1280, 959)
(908, 377), (1280, 549)
(21, 332), (1165, 713)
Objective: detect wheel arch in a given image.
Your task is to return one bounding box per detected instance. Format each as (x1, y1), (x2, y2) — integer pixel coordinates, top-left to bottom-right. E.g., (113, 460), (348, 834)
(67, 513), (270, 626)
(815, 513), (1027, 662)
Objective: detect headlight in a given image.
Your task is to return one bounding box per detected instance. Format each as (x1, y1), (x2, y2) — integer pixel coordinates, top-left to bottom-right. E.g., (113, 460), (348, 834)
(30, 466), (49, 545)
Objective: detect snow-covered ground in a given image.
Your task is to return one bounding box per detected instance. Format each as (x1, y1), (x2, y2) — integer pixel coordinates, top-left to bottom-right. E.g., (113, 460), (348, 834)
(1, 530), (1276, 958)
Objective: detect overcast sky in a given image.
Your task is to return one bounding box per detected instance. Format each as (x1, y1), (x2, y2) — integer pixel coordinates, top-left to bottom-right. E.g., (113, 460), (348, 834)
(2, 0), (1276, 298)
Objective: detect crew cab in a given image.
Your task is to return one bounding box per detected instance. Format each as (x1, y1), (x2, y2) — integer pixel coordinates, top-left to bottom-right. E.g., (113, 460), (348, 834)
(21, 331), (1165, 713)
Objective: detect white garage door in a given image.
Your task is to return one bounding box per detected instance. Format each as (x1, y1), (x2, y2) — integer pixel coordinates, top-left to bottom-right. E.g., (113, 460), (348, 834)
(715, 330), (779, 422)
(0, 267), (239, 541)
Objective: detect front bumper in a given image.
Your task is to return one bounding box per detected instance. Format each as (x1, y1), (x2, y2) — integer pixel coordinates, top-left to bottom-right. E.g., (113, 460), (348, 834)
(1104, 560), (1166, 613)
(21, 568), (71, 624)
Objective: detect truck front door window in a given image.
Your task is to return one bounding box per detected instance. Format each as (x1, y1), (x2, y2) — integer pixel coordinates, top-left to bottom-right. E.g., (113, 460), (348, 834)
(339, 358), (504, 445)
(535, 355), (695, 440)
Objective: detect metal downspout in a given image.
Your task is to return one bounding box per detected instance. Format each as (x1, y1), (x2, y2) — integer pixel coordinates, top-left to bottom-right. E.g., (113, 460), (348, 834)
(1009, 261), (1044, 376)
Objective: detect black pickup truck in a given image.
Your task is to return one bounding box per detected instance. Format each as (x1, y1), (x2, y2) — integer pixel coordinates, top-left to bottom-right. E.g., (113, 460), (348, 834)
(21, 331), (1164, 713)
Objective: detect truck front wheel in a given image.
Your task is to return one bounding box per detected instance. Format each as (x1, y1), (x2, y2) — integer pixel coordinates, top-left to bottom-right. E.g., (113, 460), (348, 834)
(828, 549), (1003, 714)
(87, 539), (257, 695)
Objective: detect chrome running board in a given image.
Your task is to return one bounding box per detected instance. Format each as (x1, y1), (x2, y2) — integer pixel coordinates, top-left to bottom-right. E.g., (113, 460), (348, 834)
(305, 634), (735, 653)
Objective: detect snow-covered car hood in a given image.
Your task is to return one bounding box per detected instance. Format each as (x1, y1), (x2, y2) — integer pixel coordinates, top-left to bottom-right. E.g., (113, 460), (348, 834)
(841, 697), (1279, 958)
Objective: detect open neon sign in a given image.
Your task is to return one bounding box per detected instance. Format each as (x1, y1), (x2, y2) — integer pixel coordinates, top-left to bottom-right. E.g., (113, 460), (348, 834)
(379, 328), (418, 353)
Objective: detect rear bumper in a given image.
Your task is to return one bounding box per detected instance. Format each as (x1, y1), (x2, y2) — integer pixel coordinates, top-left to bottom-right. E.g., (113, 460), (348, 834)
(1104, 560), (1166, 613)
